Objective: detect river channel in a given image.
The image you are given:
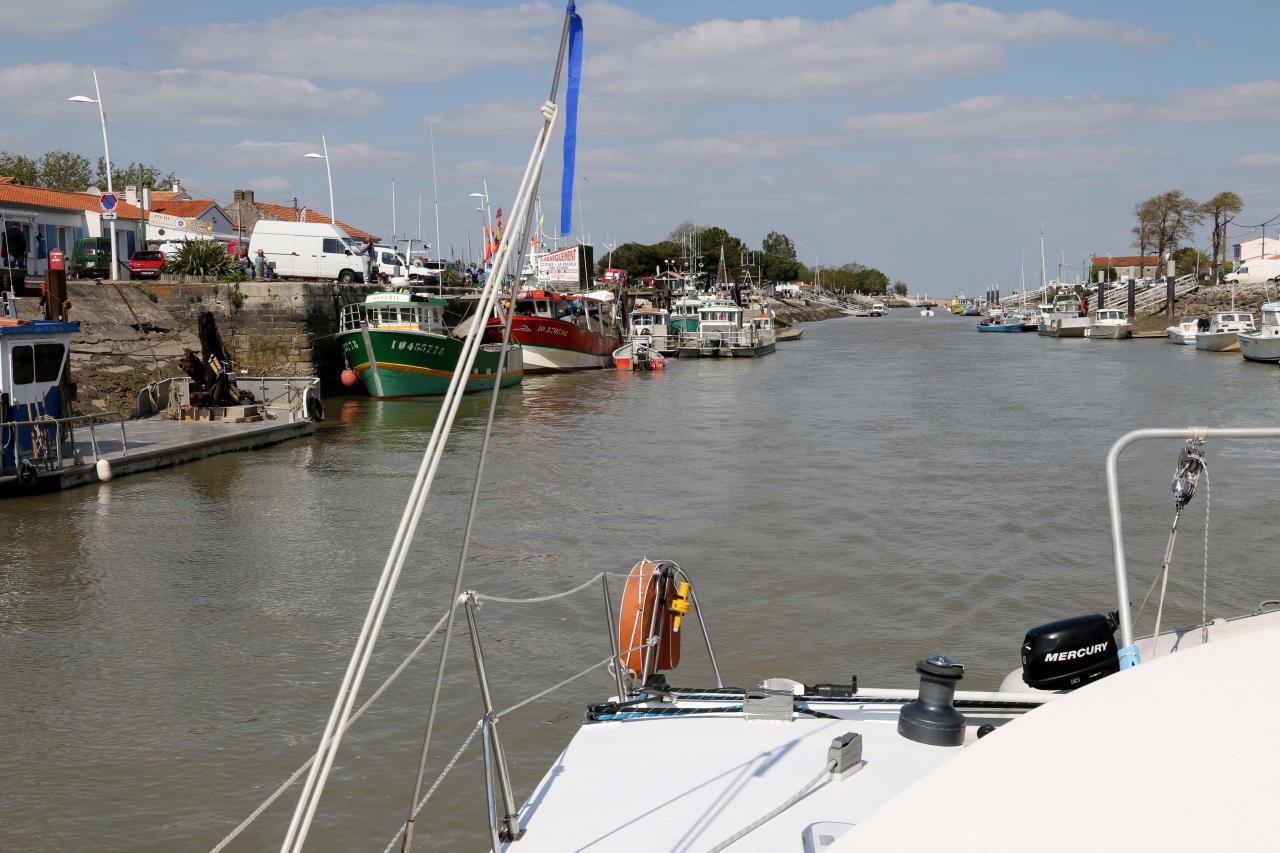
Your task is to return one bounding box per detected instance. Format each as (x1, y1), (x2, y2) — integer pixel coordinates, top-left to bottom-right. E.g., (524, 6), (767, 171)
(5, 312), (1280, 851)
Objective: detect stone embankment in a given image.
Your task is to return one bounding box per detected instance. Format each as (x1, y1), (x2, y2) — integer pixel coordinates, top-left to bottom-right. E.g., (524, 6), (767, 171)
(1132, 283), (1272, 334)
(768, 297), (845, 324)
(14, 280), (377, 417)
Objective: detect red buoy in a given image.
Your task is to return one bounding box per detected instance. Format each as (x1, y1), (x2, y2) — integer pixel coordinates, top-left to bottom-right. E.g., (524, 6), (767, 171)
(340, 368), (359, 388)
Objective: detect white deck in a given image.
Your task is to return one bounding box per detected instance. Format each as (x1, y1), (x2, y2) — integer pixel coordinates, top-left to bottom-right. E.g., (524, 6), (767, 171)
(511, 693), (1035, 852)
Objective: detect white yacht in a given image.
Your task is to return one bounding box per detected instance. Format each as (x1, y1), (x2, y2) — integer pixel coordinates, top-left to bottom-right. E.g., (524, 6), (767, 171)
(627, 305), (674, 354)
(1196, 311), (1256, 352)
(1085, 308), (1131, 339)
(1238, 301), (1280, 362)
(1165, 317), (1201, 345)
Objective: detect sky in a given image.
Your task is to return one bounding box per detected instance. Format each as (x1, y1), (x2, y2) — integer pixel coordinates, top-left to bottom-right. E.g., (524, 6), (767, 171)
(2, 0), (1278, 294)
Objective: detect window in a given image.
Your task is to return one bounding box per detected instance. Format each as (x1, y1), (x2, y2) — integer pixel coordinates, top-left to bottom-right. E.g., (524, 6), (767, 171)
(322, 238), (345, 254)
(34, 343), (64, 382)
(11, 345), (33, 385)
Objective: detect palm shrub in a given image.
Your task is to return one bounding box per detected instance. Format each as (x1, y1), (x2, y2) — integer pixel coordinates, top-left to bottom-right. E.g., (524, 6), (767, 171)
(167, 240), (242, 280)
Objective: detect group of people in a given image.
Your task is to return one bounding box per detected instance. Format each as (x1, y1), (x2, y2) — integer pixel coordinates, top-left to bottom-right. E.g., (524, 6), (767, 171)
(236, 246), (277, 280)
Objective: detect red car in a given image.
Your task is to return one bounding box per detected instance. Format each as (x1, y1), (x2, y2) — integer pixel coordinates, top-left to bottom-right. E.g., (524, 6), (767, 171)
(128, 249), (165, 280)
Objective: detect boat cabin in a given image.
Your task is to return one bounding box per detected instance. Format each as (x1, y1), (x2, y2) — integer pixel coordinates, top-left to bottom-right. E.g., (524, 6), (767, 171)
(670, 297), (702, 332)
(510, 288), (613, 334)
(347, 292), (448, 335)
(698, 301), (744, 332)
(629, 307), (671, 349)
(1260, 302), (1280, 328)
(1, 318), (78, 475)
(1206, 312), (1256, 332)
(1091, 308), (1127, 324)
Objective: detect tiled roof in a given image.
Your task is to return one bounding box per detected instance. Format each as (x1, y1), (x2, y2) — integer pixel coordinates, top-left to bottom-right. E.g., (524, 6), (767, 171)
(237, 201), (379, 242)
(0, 182), (142, 218)
(150, 190), (187, 203)
(1092, 255), (1160, 266)
(0, 176), (15, 184)
(150, 199), (216, 218)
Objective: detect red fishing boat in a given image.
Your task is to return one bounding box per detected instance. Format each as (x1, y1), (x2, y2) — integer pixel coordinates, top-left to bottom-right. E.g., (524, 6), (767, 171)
(487, 288), (621, 372)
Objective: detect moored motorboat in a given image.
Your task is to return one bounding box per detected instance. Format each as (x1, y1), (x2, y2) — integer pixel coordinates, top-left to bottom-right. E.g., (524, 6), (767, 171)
(1238, 300), (1280, 362)
(976, 317), (1023, 332)
(627, 305), (674, 355)
(1195, 311), (1255, 352)
(1166, 317), (1201, 345)
(611, 339), (664, 371)
(1085, 308), (1131, 339)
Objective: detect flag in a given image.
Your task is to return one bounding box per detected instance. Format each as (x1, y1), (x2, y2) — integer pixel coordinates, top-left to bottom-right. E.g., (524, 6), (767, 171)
(560, 2), (584, 236)
(484, 225), (494, 261)
(495, 207), (504, 243)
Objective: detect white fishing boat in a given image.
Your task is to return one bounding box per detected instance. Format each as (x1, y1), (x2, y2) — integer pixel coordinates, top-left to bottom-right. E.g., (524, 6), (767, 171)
(868, 301), (887, 316)
(1085, 308), (1131, 339)
(919, 305), (934, 317)
(1165, 317), (1201, 345)
(1196, 311), (1256, 352)
(611, 339), (664, 371)
(1041, 298), (1088, 337)
(627, 305), (674, 355)
(1238, 301), (1280, 362)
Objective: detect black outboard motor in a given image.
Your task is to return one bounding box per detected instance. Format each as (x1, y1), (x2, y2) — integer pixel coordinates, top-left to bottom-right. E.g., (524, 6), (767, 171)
(1021, 612), (1119, 691)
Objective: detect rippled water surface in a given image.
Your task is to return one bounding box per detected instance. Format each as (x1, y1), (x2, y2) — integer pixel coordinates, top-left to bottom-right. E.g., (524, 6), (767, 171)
(5, 313), (1280, 851)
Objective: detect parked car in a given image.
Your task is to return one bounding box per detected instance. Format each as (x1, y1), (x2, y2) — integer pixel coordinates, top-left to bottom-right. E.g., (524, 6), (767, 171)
(247, 221), (367, 283)
(128, 249), (166, 280)
(72, 236), (112, 279)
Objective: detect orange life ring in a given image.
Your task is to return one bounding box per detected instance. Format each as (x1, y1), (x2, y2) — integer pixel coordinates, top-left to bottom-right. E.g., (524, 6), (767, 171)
(617, 560), (681, 679)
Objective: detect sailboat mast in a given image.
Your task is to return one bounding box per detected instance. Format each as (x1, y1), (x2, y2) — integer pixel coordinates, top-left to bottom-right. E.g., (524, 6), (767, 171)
(1040, 224), (1047, 292)
(429, 124), (442, 262)
(1020, 250), (1026, 313)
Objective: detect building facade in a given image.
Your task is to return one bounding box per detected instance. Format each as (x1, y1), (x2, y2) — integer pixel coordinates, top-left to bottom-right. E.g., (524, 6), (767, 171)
(0, 182), (145, 279)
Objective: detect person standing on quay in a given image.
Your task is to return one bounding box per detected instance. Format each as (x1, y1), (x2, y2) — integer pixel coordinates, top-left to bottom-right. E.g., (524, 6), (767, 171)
(361, 236), (376, 283)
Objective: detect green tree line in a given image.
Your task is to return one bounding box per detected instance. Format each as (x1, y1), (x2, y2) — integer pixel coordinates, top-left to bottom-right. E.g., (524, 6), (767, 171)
(0, 148), (178, 194)
(597, 222), (894, 293)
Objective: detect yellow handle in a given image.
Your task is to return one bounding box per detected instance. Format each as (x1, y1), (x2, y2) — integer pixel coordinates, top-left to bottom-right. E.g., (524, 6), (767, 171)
(670, 581), (691, 632)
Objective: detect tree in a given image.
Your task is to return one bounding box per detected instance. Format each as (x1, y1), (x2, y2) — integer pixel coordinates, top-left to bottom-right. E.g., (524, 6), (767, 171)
(1132, 198), (1159, 277)
(0, 151), (39, 184)
(96, 157), (179, 192)
(760, 253), (800, 282)
(1170, 246), (1210, 278)
(37, 150), (93, 191)
(1202, 191), (1243, 284)
(852, 268), (889, 293)
(761, 230), (797, 260)
(1137, 191), (1203, 272)
(892, 281), (909, 297)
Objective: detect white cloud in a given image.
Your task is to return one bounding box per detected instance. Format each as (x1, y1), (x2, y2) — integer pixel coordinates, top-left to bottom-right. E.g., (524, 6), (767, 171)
(589, 0), (1165, 103)
(159, 2), (556, 84)
(5, 0), (132, 36)
(247, 175), (294, 194)
(1239, 153), (1280, 170)
(426, 94), (663, 142)
(0, 64), (382, 127)
(169, 140), (420, 175)
(842, 95), (1138, 142)
(1147, 81), (1280, 124)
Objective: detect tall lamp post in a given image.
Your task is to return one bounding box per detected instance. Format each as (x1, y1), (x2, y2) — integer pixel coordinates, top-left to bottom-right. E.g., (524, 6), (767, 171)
(469, 187), (492, 267)
(68, 69), (118, 281)
(304, 135), (335, 224)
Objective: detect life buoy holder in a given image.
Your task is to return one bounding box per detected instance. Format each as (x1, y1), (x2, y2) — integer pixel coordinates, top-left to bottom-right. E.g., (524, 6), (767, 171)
(617, 560), (689, 680)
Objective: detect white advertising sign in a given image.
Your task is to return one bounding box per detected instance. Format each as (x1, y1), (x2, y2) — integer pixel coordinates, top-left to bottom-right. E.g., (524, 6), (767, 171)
(536, 246), (582, 284)
(149, 212), (213, 234)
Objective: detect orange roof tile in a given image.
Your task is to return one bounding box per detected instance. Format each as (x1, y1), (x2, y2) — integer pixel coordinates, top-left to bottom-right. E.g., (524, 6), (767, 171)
(0, 182), (142, 218)
(1092, 255), (1160, 267)
(236, 201), (379, 242)
(150, 198), (216, 218)
(0, 176), (15, 185)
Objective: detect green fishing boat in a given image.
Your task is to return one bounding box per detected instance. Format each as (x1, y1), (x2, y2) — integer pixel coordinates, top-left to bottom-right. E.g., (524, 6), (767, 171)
(338, 292), (523, 398)
(669, 295), (702, 335)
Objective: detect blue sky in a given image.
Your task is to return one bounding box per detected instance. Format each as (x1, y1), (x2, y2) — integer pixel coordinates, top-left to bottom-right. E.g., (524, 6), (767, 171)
(2, 0), (1278, 293)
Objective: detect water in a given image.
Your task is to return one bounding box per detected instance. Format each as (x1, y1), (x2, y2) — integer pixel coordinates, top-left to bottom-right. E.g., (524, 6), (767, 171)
(5, 314), (1280, 851)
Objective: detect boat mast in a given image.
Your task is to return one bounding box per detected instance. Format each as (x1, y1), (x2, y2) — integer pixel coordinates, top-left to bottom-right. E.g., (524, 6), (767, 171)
(1040, 223), (1047, 293)
(1020, 250), (1026, 314)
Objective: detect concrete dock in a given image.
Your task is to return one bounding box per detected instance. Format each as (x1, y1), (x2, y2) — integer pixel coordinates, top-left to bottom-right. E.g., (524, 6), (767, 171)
(0, 414), (315, 497)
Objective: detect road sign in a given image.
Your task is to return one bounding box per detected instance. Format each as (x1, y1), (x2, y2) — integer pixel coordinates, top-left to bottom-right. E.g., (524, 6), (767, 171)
(100, 192), (118, 212)
(102, 210), (117, 221)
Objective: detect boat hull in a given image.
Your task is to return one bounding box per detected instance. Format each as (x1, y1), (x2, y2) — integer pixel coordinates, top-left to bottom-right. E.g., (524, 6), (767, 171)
(1048, 319), (1089, 338)
(1239, 333), (1280, 363)
(494, 317), (620, 373)
(976, 323), (1022, 332)
(1087, 325), (1132, 339)
(1167, 329), (1197, 345)
(1196, 331), (1241, 352)
(339, 328), (523, 398)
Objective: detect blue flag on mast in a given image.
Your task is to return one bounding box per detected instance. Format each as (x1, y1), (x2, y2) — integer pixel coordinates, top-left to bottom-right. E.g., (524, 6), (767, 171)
(560, 2), (583, 238)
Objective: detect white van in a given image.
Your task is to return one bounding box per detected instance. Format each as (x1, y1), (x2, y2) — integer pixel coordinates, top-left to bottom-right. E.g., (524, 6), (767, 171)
(1225, 258), (1280, 286)
(248, 221), (368, 282)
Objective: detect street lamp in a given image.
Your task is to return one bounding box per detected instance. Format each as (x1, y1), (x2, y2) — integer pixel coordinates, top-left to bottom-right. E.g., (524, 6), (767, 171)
(68, 69), (118, 280)
(469, 188), (492, 267)
(304, 135), (335, 224)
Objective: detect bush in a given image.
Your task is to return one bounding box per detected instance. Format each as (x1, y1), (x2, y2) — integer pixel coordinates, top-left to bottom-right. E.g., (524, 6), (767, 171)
(166, 241), (242, 280)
